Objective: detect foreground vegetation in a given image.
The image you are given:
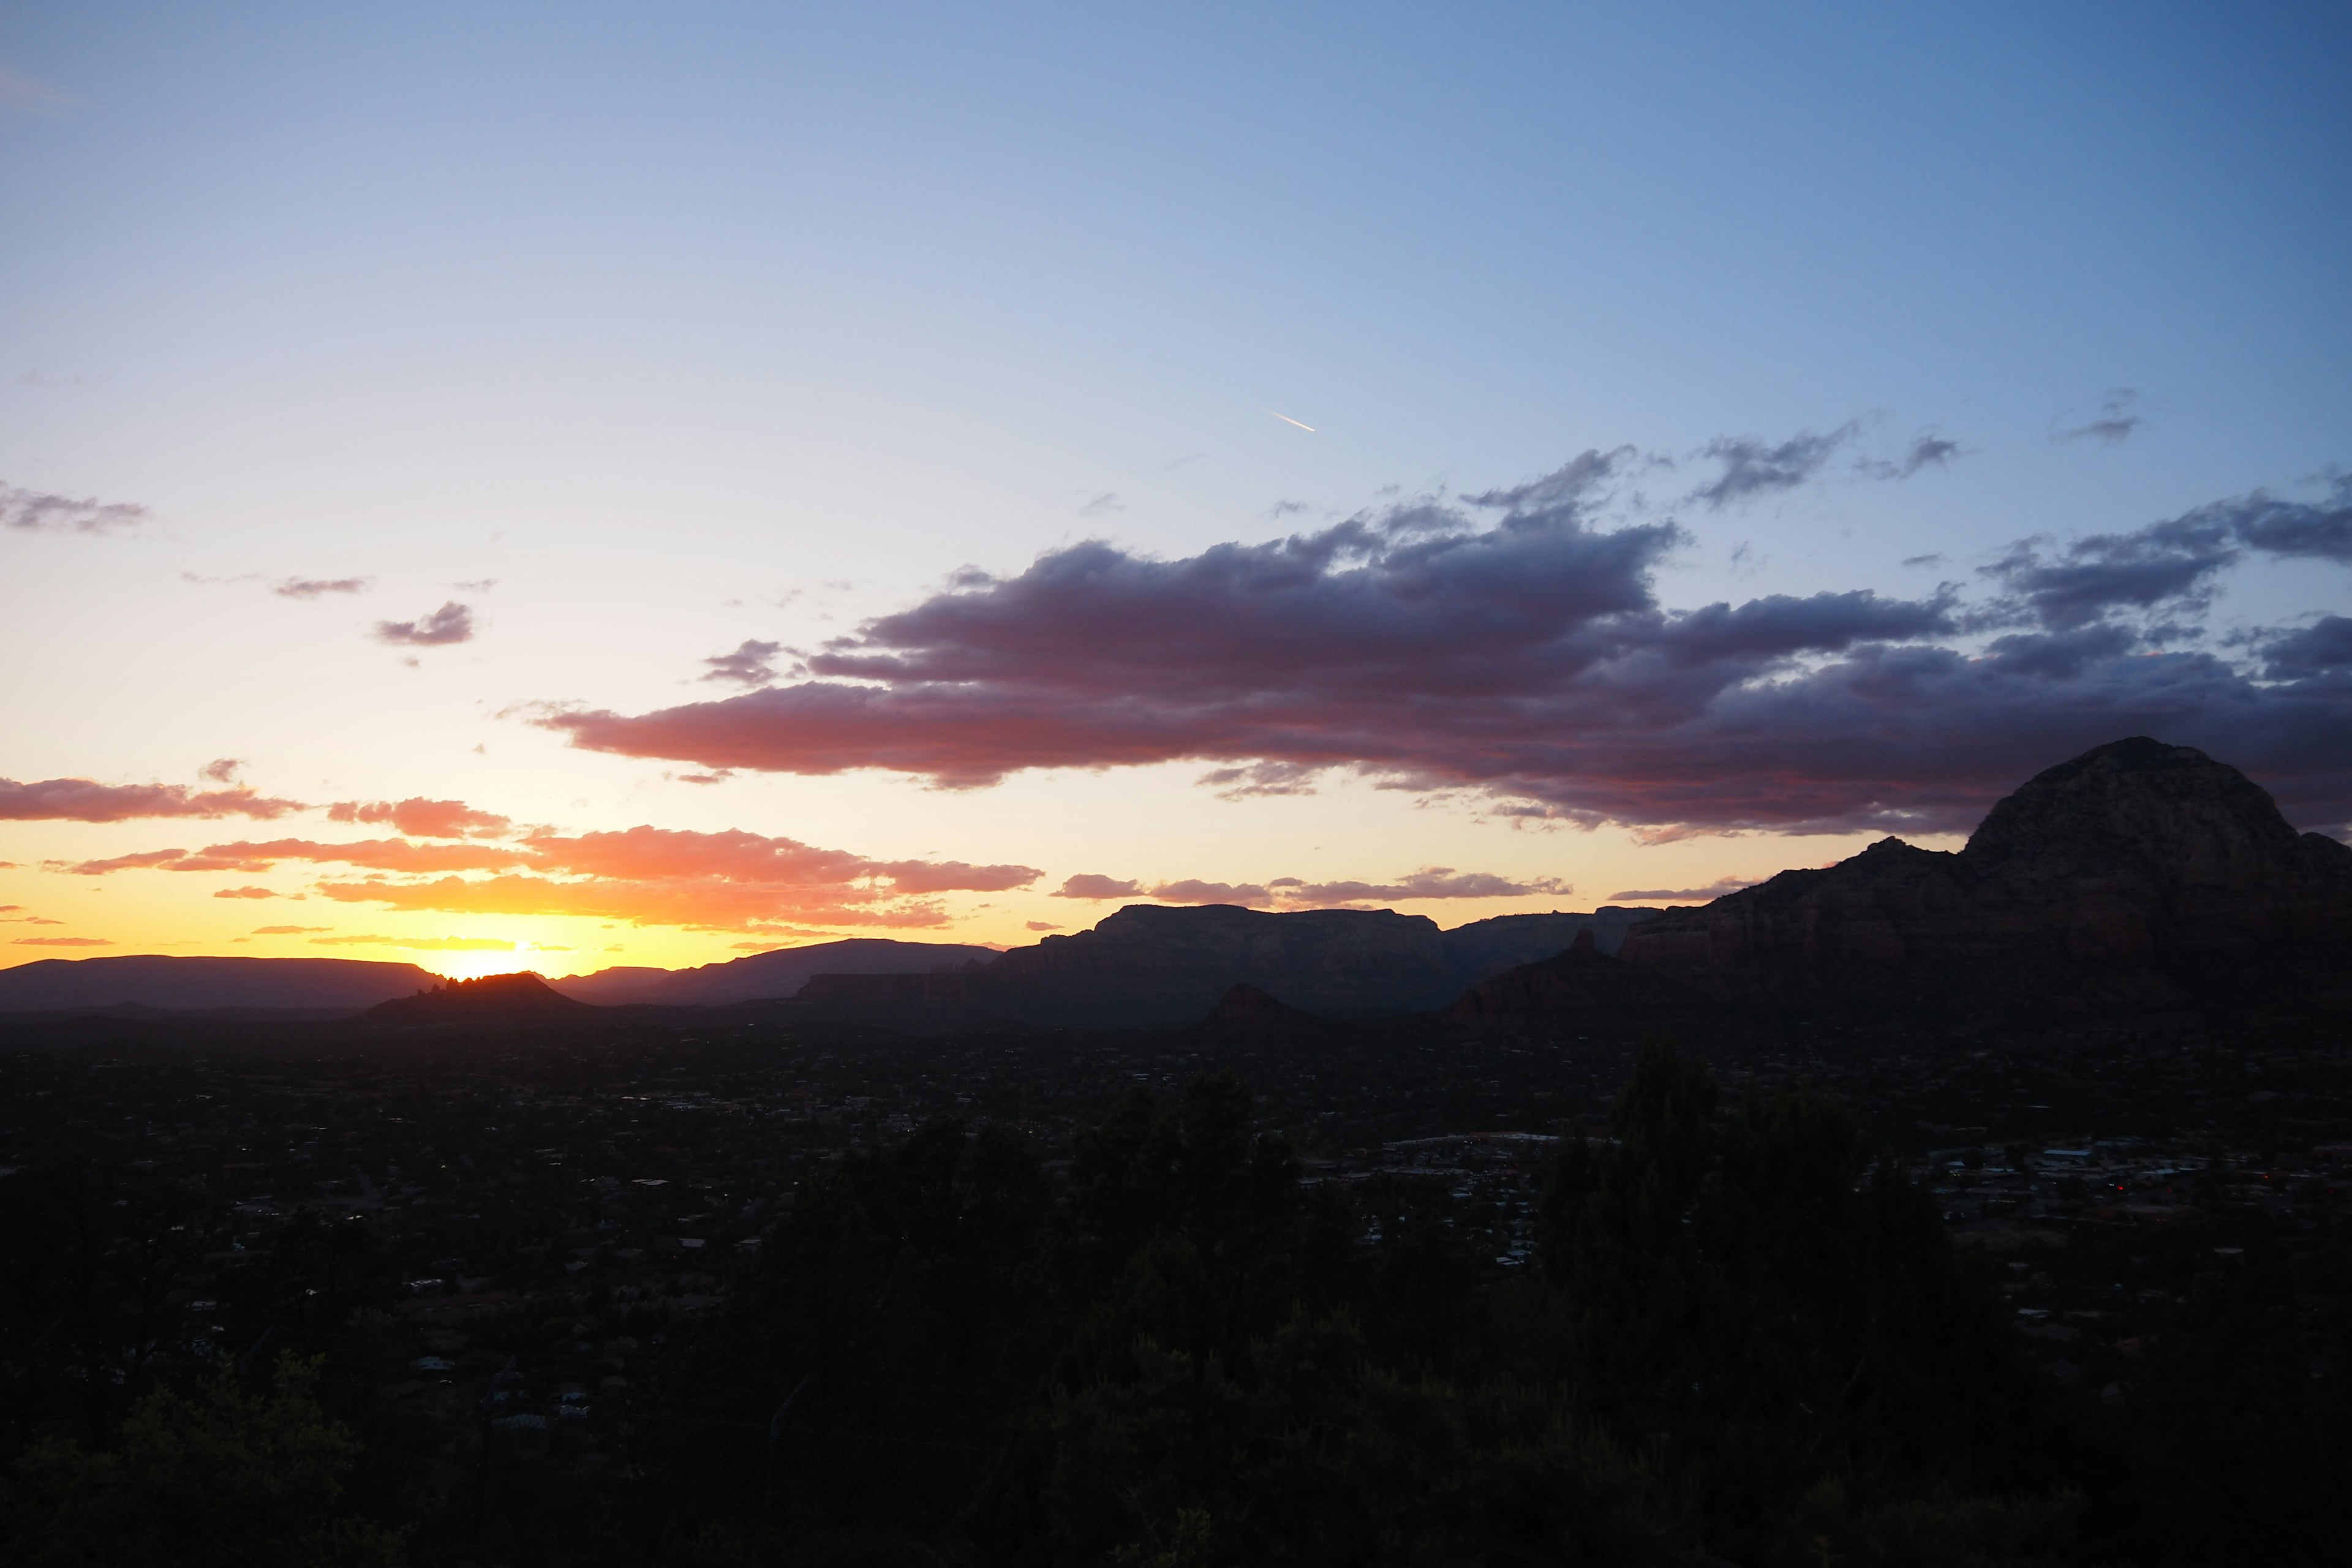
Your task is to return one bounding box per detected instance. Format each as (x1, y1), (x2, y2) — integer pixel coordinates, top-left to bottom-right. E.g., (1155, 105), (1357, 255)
(6, 1040), (2346, 1564)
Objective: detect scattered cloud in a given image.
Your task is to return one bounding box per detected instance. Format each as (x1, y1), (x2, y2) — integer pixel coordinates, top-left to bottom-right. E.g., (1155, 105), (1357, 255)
(251, 925), (331, 934)
(1053, 873), (1144, 900)
(0, 777), (306, 823)
(373, 601), (475, 646)
(1148, 879), (1272, 907)
(199, 758), (244, 784)
(1079, 492), (1123, 518)
(1, 481), (148, 534)
(12, 935), (112, 947)
(58, 839), (528, 876)
(274, 576), (371, 599)
(328, 797), (512, 839)
(1860, 433), (1964, 481)
(2056, 389), (2143, 445)
(539, 459), (2352, 837)
(212, 886), (282, 899)
(699, 639), (783, 687)
(1981, 475), (2352, 631)
(1273, 868), (1567, 903)
(1691, 424), (1858, 508)
(1025, 920), (1063, 931)
(1608, 876), (1757, 902)
(309, 934), (515, 951)
(1198, 761), (1323, 799)
(57, 819), (1042, 934)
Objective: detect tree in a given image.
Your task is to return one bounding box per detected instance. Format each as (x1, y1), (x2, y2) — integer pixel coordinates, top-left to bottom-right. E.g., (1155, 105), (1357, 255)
(2, 1353), (401, 1567)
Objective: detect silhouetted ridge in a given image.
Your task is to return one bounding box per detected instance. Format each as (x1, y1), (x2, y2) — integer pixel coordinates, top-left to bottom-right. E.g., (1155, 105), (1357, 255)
(0, 954), (440, 1013)
(1615, 736), (2352, 1006)
(365, 971), (597, 1021)
(1449, 925), (1692, 1034)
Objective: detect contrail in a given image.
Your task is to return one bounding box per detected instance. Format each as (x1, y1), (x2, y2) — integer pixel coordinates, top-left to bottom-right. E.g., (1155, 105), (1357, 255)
(1265, 409), (1317, 432)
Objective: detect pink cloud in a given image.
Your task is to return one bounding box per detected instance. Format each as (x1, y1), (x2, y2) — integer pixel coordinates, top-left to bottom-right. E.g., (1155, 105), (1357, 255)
(211, 886), (282, 900)
(0, 777), (306, 823)
(328, 797), (512, 839)
(1053, 873), (1144, 900)
(374, 601), (474, 646)
(538, 461), (2352, 836)
(12, 935), (113, 946)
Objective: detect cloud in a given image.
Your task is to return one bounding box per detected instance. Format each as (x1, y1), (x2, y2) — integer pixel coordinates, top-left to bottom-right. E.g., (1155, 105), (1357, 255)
(198, 758), (244, 784)
(373, 602), (475, 646)
(1025, 920), (1063, 931)
(1197, 761), (1323, 799)
(1148, 879), (1272, 907)
(1053, 873), (1144, 900)
(12, 936), (112, 947)
(252, 925), (331, 934)
(1981, 476), (2352, 631)
(1, 481), (149, 534)
(1273, 867), (1567, 903)
(2261, 616), (2352, 680)
(873, 859), (1041, 894)
(1079, 492), (1123, 518)
(1860, 433), (1963, 481)
(1607, 876), (1756, 902)
(212, 886), (282, 900)
(328, 797), (512, 839)
(1691, 424), (1858, 508)
(58, 839), (529, 876)
(527, 461), (2352, 838)
(699, 639), (783, 687)
(309, 934), (516, 951)
(274, 576), (371, 599)
(0, 777), (307, 823)
(2057, 389), (2143, 445)
(56, 819), (1039, 933)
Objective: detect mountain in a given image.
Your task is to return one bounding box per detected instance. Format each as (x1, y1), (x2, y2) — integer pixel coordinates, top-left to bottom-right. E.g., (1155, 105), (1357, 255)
(1616, 737), (2352, 1008)
(1449, 927), (1694, 1035)
(363, 971), (597, 1022)
(0, 954), (442, 1014)
(546, 938), (1000, 1006)
(794, 903), (1665, 1031)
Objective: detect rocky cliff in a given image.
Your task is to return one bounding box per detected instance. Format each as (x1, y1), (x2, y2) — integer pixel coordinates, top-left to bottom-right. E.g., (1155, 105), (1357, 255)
(1615, 737), (2352, 1006)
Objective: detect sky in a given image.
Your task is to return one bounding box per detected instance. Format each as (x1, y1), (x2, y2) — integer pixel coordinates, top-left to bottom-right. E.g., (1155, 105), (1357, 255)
(4, 2), (2349, 980)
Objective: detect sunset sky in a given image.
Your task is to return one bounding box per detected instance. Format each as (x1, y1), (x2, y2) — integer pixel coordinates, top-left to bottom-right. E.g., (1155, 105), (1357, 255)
(5, 4), (2349, 979)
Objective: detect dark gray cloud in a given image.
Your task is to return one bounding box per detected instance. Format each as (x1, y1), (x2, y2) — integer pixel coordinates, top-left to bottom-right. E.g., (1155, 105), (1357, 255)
(1690, 424), (1858, 508)
(2057, 389), (2143, 445)
(2261, 616), (2352, 680)
(700, 639), (783, 687)
(1, 481), (148, 534)
(545, 460), (2352, 837)
(372, 602), (474, 647)
(1982, 475), (2352, 630)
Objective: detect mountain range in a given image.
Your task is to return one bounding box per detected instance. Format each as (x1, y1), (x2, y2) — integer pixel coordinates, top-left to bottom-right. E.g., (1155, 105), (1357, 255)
(4, 738), (2343, 1031)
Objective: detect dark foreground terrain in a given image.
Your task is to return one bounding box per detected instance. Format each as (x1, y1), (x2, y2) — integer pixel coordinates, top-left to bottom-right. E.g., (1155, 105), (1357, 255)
(0, 985), (2345, 1567)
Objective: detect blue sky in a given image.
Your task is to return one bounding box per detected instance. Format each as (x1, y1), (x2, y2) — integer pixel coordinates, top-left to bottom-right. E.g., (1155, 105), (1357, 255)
(4, 3), (2348, 972)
